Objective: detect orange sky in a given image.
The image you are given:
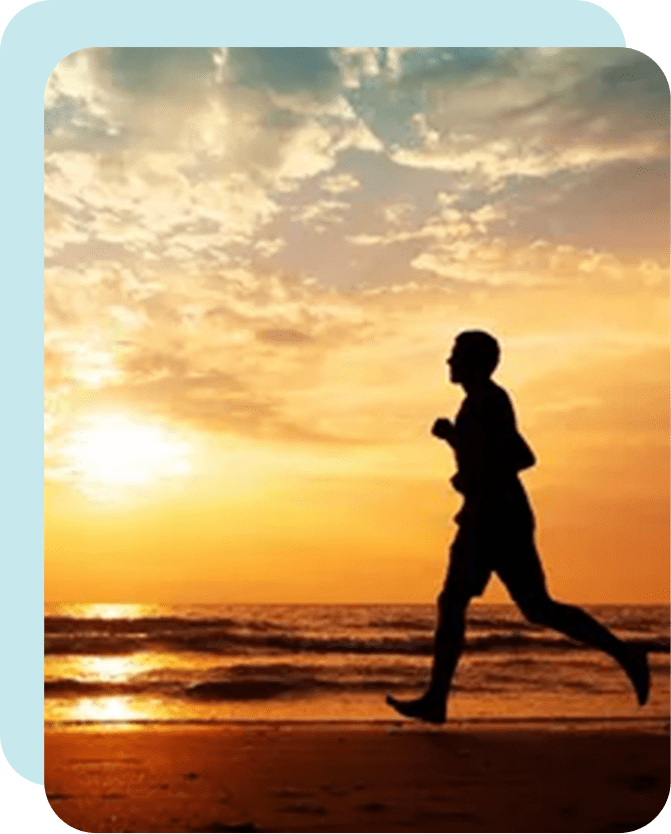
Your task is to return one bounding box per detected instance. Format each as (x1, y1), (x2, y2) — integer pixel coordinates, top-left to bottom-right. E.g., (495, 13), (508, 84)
(44, 48), (669, 604)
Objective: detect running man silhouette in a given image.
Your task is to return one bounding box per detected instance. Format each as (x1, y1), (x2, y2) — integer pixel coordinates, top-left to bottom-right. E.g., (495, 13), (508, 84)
(387, 330), (650, 724)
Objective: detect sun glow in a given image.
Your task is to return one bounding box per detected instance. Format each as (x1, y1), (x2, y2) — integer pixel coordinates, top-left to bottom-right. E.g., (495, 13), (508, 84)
(61, 414), (192, 503)
(80, 656), (145, 682)
(72, 696), (146, 722)
(73, 603), (155, 620)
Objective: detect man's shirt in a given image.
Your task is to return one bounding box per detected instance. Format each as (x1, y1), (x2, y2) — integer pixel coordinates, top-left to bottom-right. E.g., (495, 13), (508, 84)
(452, 381), (535, 513)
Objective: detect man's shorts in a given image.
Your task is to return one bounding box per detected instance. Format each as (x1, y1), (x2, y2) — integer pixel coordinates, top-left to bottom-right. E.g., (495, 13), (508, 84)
(442, 497), (548, 601)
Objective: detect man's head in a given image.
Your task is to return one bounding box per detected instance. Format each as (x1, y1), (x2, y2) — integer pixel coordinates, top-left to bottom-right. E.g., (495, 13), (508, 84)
(447, 330), (500, 385)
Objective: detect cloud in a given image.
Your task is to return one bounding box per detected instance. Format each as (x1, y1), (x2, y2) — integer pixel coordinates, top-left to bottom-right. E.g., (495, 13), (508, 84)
(335, 48), (383, 89)
(43, 238), (668, 480)
(292, 199), (350, 229)
(320, 172), (361, 194)
(408, 236), (660, 288)
(44, 147), (283, 269)
(256, 328), (312, 344)
(45, 49), (122, 142)
(45, 48), (388, 288)
(382, 202), (414, 226)
(384, 49), (668, 188)
(345, 194), (500, 250)
(43, 48), (669, 472)
(384, 48), (418, 79)
(254, 237), (286, 258)
(390, 134), (662, 189)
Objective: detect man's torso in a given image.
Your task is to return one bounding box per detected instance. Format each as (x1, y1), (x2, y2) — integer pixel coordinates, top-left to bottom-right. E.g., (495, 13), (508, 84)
(452, 381), (533, 527)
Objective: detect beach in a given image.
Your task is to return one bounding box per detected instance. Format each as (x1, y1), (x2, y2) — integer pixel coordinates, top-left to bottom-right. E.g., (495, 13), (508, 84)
(45, 719), (669, 833)
(44, 603), (670, 830)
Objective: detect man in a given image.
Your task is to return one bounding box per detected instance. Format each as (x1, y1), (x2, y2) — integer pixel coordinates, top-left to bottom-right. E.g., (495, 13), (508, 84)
(387, 330), (650, 724)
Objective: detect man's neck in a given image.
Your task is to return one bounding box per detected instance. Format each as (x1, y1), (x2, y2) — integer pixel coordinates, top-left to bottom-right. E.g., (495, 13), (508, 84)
(460, 377), (492, 396)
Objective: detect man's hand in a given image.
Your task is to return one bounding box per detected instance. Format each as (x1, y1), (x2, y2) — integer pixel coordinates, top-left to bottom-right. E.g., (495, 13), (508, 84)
(450, 471), (466, 494)
(431, 417), (455, 445)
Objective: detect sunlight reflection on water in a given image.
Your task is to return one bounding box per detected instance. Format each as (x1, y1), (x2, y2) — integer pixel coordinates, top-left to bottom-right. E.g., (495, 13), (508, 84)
(53, 603), (159, 619)
(72, 696), (148, 722)
(80, 656), (145, 682)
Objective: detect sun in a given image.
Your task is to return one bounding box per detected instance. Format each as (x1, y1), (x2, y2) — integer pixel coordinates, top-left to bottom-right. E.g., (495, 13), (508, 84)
(61, 413), (192, 503)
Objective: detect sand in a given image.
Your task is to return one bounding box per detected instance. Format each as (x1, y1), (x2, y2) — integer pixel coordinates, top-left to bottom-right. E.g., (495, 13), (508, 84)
(45, 720), (669, 833)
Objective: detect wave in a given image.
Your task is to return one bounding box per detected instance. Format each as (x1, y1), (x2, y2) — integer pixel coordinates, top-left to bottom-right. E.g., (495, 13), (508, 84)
(365, 618), (433, 630)
(45, 669), (420, 701)
(45, 616), (278, 634)
(44, 617), (670, 656)
(48, 650), (662, 701)
(45, 679), (164, 696)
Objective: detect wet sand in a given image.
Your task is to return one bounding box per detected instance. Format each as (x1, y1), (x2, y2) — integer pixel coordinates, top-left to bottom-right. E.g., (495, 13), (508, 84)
(45, 720), (669, 833)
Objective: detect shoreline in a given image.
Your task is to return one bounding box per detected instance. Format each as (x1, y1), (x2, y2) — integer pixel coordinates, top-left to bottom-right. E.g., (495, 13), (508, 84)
(45, 714), (670, 729)
(46, 719), (670, 832)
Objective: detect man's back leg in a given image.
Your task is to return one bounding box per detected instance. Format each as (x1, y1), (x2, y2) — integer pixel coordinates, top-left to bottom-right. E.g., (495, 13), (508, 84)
(503, 545), (650, 706)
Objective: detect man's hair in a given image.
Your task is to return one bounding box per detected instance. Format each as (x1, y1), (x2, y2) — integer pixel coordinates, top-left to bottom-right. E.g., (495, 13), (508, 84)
(454, 330), (500, 376)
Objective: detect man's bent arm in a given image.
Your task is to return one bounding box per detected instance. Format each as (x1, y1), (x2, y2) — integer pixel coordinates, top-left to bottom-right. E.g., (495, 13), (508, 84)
(431, 417), (457, 447)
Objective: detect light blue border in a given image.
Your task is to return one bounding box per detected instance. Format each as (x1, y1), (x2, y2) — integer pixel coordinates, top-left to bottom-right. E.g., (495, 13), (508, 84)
(0, 0), (627, 787)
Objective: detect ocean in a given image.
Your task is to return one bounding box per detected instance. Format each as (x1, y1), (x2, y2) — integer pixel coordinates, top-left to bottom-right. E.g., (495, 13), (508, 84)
(44, 603), (669, 725)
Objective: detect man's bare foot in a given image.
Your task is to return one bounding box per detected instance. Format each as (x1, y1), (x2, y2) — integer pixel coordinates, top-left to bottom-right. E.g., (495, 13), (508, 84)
(385, 693), (446, 724)
(623, 645), (650, 706)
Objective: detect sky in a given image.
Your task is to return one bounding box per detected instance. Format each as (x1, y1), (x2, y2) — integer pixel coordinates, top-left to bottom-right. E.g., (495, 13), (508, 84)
(44, 47), (669, 604)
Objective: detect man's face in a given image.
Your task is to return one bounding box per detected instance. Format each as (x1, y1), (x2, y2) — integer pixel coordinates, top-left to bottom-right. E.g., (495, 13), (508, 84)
(446, 343), (465, 383)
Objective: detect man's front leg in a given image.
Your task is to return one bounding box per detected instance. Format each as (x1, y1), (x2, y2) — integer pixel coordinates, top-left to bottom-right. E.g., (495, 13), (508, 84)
(386, 588), (469, 724)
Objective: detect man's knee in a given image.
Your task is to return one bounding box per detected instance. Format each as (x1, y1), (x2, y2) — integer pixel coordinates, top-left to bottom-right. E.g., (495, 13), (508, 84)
(515, 591), (556, 625)
(437, 584), (471, 615)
